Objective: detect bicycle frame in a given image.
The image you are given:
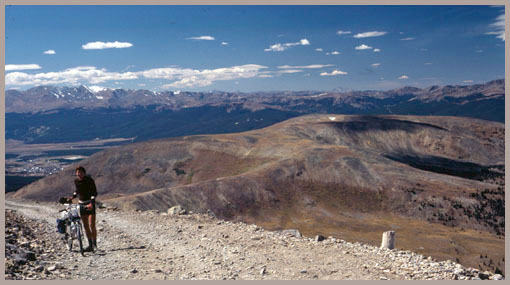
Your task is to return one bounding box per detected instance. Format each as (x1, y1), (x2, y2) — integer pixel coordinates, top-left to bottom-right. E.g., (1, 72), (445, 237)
(60, 203), (84, 255)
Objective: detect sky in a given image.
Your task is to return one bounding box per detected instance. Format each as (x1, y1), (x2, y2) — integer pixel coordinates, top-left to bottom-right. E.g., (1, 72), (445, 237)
(5, 5), (506, 92)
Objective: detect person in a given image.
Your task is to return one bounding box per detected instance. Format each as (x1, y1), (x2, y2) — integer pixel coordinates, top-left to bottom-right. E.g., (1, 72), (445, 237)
(69, 166), (98, 252)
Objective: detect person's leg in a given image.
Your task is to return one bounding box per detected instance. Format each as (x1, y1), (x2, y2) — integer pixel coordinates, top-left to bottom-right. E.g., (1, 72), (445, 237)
(81, 214), (92, 240)
(89, 214), (97, 248)
(81, 214), (94, 251)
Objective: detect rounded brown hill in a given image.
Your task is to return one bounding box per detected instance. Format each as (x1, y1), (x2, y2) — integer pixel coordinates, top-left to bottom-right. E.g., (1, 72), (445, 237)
(10, 114), (505, 273)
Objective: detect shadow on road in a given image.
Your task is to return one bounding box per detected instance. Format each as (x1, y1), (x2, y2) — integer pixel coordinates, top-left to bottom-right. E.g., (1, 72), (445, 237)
(108, 245), (147, 252)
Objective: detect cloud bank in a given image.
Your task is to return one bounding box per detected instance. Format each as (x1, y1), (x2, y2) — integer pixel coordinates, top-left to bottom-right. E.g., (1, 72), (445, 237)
(82, 41), (134, 50)
(278, 64), (334, 69)
(353, 31), (387, 38)
(6, 64), (268, 89)
(264, 39), (310, 52)
(355, 44), (373, 50)
(337, 30), (352, 35)
(486, 13), (505, 41)
(186, 36), (215, 41)
(6, 66), (137, 86)
(6, 64), (42, 71)
(320, 70), (348, 76)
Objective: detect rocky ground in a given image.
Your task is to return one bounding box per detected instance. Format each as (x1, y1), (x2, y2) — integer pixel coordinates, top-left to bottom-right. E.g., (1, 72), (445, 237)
(5, 199), (505, 280)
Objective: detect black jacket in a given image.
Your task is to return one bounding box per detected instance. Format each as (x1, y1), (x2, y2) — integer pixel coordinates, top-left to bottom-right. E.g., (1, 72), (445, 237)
(73, 175), (97, 201)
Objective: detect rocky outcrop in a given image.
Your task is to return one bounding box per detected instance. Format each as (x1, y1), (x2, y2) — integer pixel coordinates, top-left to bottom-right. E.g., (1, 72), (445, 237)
(5, 209), (74, 280)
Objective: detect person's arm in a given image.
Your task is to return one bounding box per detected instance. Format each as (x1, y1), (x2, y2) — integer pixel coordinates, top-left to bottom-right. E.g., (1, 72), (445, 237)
(86, 177), (97, 209)
(90, 177), (97, 201)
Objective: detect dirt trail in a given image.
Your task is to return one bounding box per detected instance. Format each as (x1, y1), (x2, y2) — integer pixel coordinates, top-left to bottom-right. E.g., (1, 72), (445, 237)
(5, 199), (497, 280)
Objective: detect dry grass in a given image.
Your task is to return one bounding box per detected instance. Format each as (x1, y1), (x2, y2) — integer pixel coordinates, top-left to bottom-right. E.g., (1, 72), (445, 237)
(249, 206), (505, 274)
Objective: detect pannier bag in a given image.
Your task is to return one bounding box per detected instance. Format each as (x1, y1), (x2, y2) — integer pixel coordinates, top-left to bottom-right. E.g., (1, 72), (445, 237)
(60, 210), (70, 220)
(56, 218), (66, 234)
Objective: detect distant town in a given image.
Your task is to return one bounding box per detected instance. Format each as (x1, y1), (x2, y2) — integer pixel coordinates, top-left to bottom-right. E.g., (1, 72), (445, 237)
(6, 155), (84, 176)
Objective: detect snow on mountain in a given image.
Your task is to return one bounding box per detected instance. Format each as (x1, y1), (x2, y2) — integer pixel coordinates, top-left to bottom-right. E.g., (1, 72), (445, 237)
(85, 85), (108, 93)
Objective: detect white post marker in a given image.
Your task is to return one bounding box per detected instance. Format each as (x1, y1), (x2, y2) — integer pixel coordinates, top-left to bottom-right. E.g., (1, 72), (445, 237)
(381, 231), (395, 249)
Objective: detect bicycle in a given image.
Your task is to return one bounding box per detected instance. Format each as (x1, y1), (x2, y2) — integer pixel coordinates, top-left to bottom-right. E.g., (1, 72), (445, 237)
(57, 197), (84, 256)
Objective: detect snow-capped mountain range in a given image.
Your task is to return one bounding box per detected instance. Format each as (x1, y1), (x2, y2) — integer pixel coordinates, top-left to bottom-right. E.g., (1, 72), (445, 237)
(5, 79), (505, 116)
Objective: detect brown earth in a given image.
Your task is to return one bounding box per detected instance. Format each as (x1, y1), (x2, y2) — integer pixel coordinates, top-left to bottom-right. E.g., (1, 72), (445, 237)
(9, 114), (505, 273)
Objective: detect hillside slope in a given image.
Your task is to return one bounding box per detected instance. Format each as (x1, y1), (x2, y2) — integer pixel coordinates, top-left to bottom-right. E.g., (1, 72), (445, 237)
(10, 114), (505, 272)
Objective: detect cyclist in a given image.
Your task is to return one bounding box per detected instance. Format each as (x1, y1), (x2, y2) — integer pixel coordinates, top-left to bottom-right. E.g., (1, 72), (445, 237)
(69, 166), (98, 252)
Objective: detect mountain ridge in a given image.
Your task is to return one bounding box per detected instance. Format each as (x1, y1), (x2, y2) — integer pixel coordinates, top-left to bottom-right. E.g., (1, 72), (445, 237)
(6, 79), (505, 114)
(5, 79), (505, 145)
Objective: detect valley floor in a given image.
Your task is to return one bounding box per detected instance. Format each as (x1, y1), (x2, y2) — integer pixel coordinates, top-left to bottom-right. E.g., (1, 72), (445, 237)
(5, 199), (502, 280)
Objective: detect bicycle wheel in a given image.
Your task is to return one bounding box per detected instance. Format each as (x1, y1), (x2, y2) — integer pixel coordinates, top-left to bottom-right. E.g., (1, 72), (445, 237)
(65, 223), (73, 251)
(76, 221), (84, 256)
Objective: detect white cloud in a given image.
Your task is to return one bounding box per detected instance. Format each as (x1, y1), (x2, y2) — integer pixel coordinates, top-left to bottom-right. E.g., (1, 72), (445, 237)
(355, 44), (373, 50)
(320, 70), (348, 76)
(337, 30), (352, 35)
(258, 74), (273, 78)
(265, 43), (286, 52)
(279, 69), (303, 74)
(463, 80), (474, 83)
(486, 13), (505, 41)
(6, 66), (137, 86)
(6, 64), (270, 89)
(150, 64), (268, 88)
(278, 64), (334, 69)
(371, 63), (381, 67)
(398, 75), (409, 80)
(353, 31), (387, 38)
(43, 50), (56, 55)
(300, 39), (310, 45)
(6, 64), (42, 71)
(326, 51), (340, 55)
(475, 50), (483, 53)
(373, 48), (381, 52)
(315, 48), (323, 52)
(221, 42), (229, 45)
(264, 38), (310, 52)
(424, 62), (432, 65)
(400, 37), (415, 41)
(186, 36), (215, 41)
(82, 41), (133, 50)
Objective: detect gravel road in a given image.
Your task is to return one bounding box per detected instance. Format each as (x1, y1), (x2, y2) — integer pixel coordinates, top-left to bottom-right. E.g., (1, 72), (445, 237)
(5, 199), (502, 280)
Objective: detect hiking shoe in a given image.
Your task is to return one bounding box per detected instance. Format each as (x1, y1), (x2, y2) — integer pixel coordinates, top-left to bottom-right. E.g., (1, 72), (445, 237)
(84, 245), (94, 252)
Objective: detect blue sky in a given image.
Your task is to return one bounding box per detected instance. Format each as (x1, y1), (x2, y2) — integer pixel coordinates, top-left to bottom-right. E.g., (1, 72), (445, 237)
(5, 5), (505, 92)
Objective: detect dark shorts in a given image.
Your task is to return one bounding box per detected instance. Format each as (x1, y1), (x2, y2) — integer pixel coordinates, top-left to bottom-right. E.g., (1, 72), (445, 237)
(79, 200), (96, 216)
